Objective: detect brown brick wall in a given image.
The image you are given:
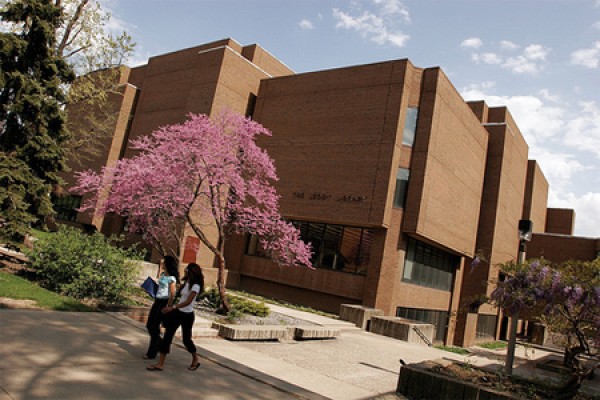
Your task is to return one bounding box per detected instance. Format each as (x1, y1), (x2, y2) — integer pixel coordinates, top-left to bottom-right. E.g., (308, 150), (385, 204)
(545, 208), (575, 235)
(402, 68), (488, 257)
(254, 60), (411, 228)
(241, 44), (294, 77)
(522, 160), (548, 232)
(528, 233), (598, 263)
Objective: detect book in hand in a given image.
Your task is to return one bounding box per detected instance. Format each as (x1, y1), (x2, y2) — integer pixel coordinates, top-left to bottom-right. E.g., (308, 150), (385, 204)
(141, 276), (158, 298)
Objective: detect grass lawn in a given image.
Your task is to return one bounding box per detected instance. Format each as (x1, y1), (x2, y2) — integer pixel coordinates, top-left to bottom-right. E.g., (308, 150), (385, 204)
(477, 341), (508, 350)
(0, 271), (94, 312)
(434, 345), (470, 355)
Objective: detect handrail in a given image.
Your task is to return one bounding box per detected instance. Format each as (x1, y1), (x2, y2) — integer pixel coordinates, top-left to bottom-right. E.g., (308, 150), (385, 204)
(412, 325), (433, 347)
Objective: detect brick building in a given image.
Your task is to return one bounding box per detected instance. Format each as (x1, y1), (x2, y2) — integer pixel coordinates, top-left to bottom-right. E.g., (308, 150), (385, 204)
(60, 38), (599, 347)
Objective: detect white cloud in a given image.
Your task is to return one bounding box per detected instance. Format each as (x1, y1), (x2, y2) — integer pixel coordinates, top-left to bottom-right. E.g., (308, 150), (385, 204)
(502, 56), (539, 74)
(462, 40), (549, 74)
(460, 85), (565, 147)
(593, 21), (600, 30)
(539, 89), (560, 103)
(564, 101), (600, 158)
(500, 40), (519, 50)
(523, 44), (549, 61)
(332, 1), (410, 48)
(529, 148), (587, 193)
(501, 44), (549, 74)
(570, 41), (600, 68)
(374, 0), (411, 23)
(299, 19), (314, 30)
(461, 37), (483, 49)
(472, 52), (502, 65)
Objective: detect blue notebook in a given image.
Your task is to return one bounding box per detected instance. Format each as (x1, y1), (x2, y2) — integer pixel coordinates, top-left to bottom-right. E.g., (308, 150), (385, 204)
(141, 276), (158, 298)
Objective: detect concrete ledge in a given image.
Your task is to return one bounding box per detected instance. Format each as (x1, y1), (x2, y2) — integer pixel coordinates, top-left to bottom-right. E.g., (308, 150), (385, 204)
(216, 324), (290, 341)
(294, 326), (340, 340)
(370, 316), (435, 346)
(339, 304), (384, 330)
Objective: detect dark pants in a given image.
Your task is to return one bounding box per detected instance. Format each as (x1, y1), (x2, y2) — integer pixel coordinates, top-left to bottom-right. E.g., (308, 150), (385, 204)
(145, 298), (168, 358)
(160, 309), (196, 355)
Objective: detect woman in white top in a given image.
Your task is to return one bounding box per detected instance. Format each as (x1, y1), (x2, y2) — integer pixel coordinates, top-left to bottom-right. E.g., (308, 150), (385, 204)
(144, 255), (179, 359)
(147, 262), (204, 371)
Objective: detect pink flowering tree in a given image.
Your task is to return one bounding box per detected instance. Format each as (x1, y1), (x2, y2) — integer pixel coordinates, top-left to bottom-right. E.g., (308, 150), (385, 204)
(72, 111), (313, 311)
(491, 258), (600, 397)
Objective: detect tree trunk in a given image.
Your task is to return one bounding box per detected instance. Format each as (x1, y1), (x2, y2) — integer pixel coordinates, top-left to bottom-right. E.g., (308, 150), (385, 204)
(564, 345), (584, 369)
(216, 252), (230, 314)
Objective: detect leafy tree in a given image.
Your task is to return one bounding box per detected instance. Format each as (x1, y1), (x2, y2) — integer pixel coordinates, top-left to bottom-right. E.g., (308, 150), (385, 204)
(1, 0), (136, 166)
(73, 111), (313, 312)
(490, 258), (600, 399)
(0, 0), (75, 245)
(54, 0), (135, 168)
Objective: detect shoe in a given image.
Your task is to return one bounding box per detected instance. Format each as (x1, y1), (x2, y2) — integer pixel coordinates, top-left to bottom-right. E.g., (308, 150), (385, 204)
(188, 363), (200, 371)
(147, 364), (163, 371)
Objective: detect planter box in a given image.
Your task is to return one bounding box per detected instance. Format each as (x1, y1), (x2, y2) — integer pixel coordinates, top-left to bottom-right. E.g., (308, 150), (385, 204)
(397, 364), (521, 400)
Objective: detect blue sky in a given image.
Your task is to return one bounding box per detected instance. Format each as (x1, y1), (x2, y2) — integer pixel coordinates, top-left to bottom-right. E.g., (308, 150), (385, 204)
(106, 0), (600, 238)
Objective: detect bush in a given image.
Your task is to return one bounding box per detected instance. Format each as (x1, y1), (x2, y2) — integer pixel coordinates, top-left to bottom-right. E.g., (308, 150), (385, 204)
(27, 226), (144, 304)
(199, 287), (270, 317)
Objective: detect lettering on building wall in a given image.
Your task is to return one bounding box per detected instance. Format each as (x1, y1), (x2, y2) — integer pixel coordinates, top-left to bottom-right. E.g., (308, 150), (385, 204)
(292, 192), (367, 203)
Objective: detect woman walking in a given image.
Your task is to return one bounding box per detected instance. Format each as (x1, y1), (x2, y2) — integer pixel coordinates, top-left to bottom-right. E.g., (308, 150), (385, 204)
(144, 255), (179, 360)
(147, 262), (204, 371)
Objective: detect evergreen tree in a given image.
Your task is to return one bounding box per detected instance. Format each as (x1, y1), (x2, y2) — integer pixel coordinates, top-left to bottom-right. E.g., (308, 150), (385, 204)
(0, 0), (74, 245)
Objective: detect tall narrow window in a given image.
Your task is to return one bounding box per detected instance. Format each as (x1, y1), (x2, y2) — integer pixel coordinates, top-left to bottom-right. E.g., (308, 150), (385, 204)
(393, 168), (410, 208)
(402, 107), (419, 146)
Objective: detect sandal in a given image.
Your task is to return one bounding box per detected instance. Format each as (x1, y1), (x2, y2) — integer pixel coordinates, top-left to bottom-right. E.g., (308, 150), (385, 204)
(188, 363), (200, 371)
(147, 364), (163, 371)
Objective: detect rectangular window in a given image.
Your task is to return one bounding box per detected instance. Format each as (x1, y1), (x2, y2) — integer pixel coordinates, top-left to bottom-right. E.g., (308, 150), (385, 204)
(393, 168), (410, 208)
(402, 107), (419, 146)
(402, 237), (458, 291)
(476, 314), (497, 340)
(51, 194), (82, 222)
(396, 307), (448, 342)
(247, 220), (374, 275)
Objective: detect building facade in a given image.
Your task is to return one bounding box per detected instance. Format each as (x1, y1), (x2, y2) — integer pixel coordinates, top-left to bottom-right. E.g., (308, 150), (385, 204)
(61, 38), (598, 347)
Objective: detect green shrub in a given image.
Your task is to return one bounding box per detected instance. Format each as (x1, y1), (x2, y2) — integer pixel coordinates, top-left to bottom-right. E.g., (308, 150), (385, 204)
(198, 287), (270, 317)
(229, 295), (270, 317)
(26, 226), (144, 304)
(198, 287), (221, 308)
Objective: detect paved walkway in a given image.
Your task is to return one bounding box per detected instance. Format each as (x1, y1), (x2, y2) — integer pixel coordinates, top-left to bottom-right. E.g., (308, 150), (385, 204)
(2, 307), (599, 399)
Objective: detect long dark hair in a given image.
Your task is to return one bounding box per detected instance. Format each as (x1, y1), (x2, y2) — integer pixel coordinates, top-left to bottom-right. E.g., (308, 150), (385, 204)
(163, 255), (180, 283)
(183, 263), (204, 293)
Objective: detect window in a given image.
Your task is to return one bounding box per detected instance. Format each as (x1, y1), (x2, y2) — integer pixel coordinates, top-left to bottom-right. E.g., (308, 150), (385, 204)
(476, 314), (497, 340)
(51, 195), (82, 222)
(246, 220), (374, 275)
(402, 237), (458, 291)
(402, 107), (419, 146)
(396, 307), (448, 342)
(393, 168), (410, 208)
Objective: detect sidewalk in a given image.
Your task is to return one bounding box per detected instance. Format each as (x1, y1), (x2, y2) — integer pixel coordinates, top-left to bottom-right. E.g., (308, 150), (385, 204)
(0, 309), (303, 400)
(2, 307), (599, 399)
